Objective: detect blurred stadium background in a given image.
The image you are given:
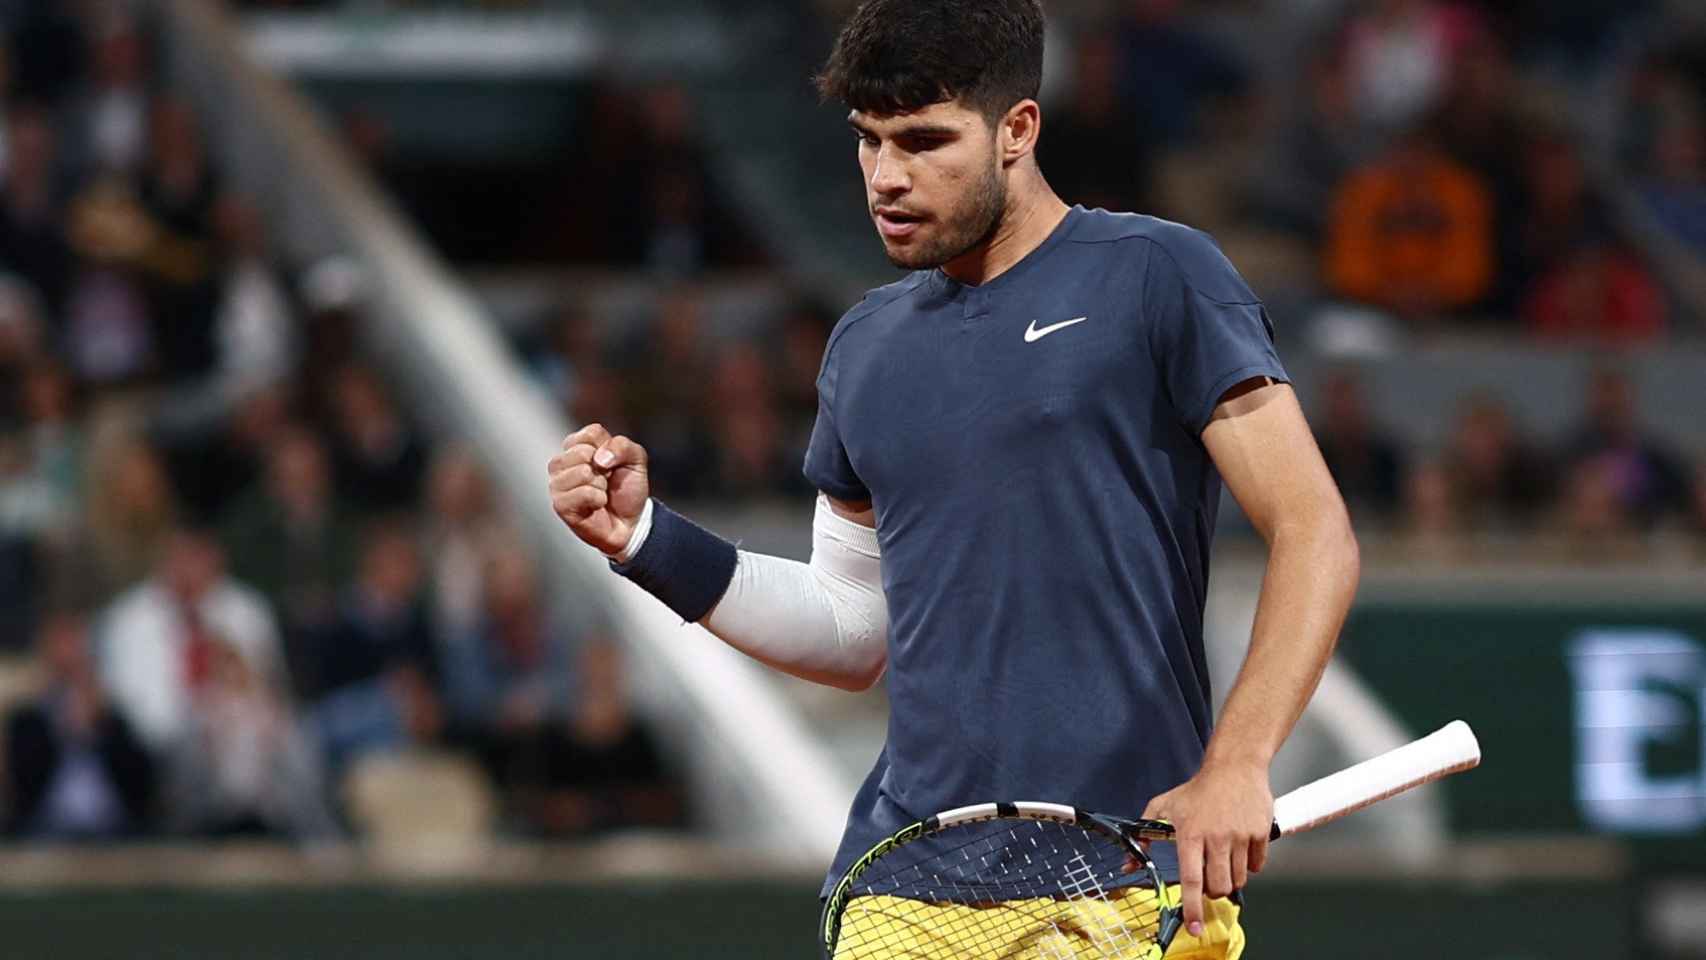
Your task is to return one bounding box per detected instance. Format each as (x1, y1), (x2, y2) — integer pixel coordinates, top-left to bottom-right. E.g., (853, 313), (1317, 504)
(0, 0), (1701, 956)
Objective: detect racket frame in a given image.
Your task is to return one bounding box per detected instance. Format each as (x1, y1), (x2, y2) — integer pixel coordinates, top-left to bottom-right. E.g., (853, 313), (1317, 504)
(819, 721), (1480, 957)
(821, 801), (1184, 959)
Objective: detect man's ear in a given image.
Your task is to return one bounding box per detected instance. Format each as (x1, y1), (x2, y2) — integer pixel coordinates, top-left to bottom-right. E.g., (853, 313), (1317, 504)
(1000, 99), (1042, 165)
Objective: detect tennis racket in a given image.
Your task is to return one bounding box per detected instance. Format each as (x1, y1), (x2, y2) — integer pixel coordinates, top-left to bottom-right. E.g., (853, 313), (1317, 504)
(822, 719), (1481, 959)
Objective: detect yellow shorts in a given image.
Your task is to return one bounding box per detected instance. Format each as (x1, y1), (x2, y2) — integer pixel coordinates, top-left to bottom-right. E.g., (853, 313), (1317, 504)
(833, 883), (1243, 959)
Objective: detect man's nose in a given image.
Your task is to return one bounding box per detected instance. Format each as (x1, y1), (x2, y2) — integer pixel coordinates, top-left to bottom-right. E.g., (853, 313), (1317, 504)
(870, 145), (909, 196)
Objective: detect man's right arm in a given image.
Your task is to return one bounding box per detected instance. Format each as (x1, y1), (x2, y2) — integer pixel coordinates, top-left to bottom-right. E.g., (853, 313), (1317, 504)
(548, 424), (888, 691)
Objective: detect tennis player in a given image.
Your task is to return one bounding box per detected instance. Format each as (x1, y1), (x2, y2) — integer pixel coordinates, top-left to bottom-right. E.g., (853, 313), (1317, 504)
(548, 1), (1359, 955)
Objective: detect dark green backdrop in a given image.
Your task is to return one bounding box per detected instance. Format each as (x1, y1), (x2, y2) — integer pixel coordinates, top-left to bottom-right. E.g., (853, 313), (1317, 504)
(0, 878), (1631, 959)
(1340, 602), (1706, 872)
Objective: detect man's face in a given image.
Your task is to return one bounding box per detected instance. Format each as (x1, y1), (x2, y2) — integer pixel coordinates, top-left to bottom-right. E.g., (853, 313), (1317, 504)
(163, 533), (222, 601)
(851, 100), (1007, 270)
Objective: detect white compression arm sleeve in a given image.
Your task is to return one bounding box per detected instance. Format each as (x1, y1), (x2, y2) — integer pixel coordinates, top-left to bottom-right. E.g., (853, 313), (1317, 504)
(700, 495), (888, 691)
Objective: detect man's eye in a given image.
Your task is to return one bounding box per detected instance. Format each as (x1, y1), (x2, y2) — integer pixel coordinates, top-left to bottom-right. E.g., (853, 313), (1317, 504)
(856, 133), (879, 147)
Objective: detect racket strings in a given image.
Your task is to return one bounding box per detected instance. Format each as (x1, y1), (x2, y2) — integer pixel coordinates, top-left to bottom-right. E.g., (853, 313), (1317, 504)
(834, 819), (1165, 959)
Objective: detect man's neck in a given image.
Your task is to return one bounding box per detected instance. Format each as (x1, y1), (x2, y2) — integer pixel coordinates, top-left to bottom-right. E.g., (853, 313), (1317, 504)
(941, 183), (1070, 287)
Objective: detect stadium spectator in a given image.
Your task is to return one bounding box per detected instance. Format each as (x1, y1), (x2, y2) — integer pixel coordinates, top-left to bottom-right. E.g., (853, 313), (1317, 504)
(0, 276), (49, 424)
(1636, 110), (1706, 254)
(704, 344), (800, 499)
(1430, 31), (1521, 197)
(625, 289), (714, 497)
(154, 193), (297, 441)
(1521, 244), (1667, 343)
(0, 106), (74, 314)
(1, 357), (82, 637)
(0, 427), (67, 646)
(525, 306), (606, 415)
(1115, 0), (1247, 148)
(525, 637), (683, 838)
(1563, 370), (1691, 527)
(57, 248), (152, 389)
(139, 98), (218, 251)
(162, 377), (293, 519)
(97, 527), (287, 755)
(423, 445), (504, 648)
(1341, 0), (1487, 134)
(1251, 50), (1365, 243)
(567, 366), (626, 443)
(1554, 455), (1643, 562)
(632, 83), (760, 276)
(1041, 31), (1151, 214)
(18, 359), (83, 508)
(70, 15), (150, 179)
(443, 544), (573, 760)
(1324, 129), (1495, 319)
(303, 520), (441, 772)
(298, 255), (363, 357)
(164, 626), (339, 841)
(1395, 460), (1468, 562)
(1442, 396), (1554, 530)
(220, 425), (357, 670)
(1313, 371), (1405, 525)
(79, 432), (178, 598)
(322, 364), (426, 512)
(776, 296), (835, 431)
(1498, 133), (1616, 315)
(133, 100), (224, 384)
(4, 612), (156, 840)
(775, 296), (835, 473)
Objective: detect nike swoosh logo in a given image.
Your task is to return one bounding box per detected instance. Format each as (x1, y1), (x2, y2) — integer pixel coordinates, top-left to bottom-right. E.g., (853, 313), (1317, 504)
(1024, 316), (1088, 343)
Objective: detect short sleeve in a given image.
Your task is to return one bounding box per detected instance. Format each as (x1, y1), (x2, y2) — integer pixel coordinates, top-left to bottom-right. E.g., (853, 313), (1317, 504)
(1145, 229), (1290, 434)
(802, 345), (871, 502)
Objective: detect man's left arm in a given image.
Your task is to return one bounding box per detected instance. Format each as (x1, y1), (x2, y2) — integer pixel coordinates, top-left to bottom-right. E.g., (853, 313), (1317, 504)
(1141, 377), (1360, 937)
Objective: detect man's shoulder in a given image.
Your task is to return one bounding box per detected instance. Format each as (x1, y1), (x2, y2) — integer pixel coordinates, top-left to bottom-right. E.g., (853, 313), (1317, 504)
(210, 579), (279, 628)
(104, 583), (164, 624)
(825, 271), (934, 356)
(1071, 209), (1255, 305)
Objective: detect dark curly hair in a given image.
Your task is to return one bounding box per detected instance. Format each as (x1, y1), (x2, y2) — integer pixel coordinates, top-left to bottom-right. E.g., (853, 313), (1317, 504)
(815, 0), (1046, 122)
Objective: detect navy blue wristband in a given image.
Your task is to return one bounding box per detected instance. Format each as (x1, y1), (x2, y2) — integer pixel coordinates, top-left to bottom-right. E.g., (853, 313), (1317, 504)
(609, 500), (738, 623)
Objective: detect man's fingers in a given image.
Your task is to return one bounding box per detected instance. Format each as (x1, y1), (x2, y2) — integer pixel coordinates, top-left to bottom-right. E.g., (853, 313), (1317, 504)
(564, 423), (611, 451)
(553, 485), (608, 518)
(1204, 835), (1234, 901)
(595, 435), (647, 471)
(1139, 790), (1172, 822)
(1248, 835), (1268, 875)
(551, 444), (597, 473)
(548, 464), (605, 494)
(1230, 838), (1249, 892)
(1177, 835), (1204, 938)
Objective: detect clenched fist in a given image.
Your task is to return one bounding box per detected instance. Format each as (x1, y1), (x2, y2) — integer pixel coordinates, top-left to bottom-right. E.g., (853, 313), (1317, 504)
(548, 423), (650, 555)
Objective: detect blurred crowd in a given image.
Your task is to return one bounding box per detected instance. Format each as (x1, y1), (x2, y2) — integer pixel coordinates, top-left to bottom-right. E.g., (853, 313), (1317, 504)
(2, 0), (1701, 841)
(1316, 366), (1706, 560)
(0, 3), (683, 844)
(480, 0), (1706, 553)
(515, 289), (831, 504)
(511, 280), (1706, 558)
(1033, 0), (1704, 341)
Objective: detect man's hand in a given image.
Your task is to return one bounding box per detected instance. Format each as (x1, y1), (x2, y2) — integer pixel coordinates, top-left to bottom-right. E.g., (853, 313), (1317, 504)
(548, 423), (650, 555)
(1140, 759), (1273, 938)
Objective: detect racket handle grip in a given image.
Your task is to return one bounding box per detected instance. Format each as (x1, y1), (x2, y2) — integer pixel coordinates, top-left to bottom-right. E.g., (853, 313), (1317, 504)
(1270, 720), (1481, 838)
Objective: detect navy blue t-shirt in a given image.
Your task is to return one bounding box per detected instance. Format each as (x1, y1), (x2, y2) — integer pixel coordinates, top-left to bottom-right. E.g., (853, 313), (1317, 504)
(806, 207), (1289, 893)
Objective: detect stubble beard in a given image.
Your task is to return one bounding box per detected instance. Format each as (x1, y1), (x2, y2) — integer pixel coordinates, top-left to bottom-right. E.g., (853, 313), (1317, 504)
(882, 162), (1007, 271)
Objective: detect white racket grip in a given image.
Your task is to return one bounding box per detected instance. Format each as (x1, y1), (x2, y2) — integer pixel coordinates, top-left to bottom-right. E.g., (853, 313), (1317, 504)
(1271, 720), (1481, 838)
